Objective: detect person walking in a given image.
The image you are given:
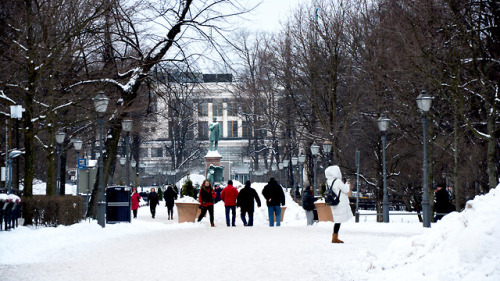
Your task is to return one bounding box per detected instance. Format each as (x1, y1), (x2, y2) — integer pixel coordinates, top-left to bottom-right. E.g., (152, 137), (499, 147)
(131, 188), (141, 219)
(148, 187), (159, 219)
(262, 177), (285, 227)
(325, 165), (353, 243)
(164, 185), (177, 220)
(198, 179), (216, 227)
(214, 184), (222, 203)
(236, 180), (261, 226)
(434, 183), (455, 221)
(302, 185), (315, 226)
(221, 180), (239, 227)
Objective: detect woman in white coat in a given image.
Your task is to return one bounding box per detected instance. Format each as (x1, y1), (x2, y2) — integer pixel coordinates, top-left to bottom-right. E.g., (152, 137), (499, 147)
(325, 165), (353, 243)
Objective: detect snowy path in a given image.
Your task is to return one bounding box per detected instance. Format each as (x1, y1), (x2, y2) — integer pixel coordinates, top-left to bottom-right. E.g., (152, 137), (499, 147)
(0, 204), (423, 281)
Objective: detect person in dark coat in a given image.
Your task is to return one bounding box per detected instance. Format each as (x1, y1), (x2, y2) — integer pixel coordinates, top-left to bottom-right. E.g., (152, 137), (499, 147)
(302, 185), (315, 226)
(148, 188), (159, 219)
(237, 180), (261, 226)
(131, 188), (141, 218)
(434, 183), (455, 221)
(262, 177), (285, 227)
(198, 179), (216, 227)
(164, 185), (178, 220)
(214, 184), (222, 203)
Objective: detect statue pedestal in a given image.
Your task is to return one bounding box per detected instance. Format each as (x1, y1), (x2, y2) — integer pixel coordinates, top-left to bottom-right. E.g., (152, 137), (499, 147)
(205, 151), (222, 177)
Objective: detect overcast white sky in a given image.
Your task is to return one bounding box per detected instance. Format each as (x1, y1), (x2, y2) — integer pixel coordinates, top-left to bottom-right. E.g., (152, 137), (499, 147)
(238, 0), (308, 32)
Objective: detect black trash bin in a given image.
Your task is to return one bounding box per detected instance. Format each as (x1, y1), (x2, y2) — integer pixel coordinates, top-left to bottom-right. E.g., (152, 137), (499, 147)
(106, 186), (131, 223)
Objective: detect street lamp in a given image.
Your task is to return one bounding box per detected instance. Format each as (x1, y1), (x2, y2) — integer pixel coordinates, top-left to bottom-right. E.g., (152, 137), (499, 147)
(72, 138), (83, 195)
(291, 156), (298, 201)
(119, 156), (126, 184)
(8, 150), (22, 194)
(417, 90), (433, 227)
(55, 131), (66, 196)
(310, 142), (320, 197)
(131, 159), (137, 190)
(278, 162), (283, 184)
(121, 118), (133, 187)
(282, 159), (289, 190)
(377, 116), (391, 223)
(298, 154), (306, 194)
(93, 91), (109, 228)
(323, 140), (332, 166)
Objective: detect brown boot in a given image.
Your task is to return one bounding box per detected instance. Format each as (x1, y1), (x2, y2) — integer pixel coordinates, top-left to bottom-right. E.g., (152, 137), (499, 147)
(211, 222), (215, 227)
(332, 233), (344, 243)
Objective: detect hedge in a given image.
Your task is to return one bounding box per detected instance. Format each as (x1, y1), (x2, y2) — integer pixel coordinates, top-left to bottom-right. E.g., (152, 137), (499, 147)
(22, 195), (85, 227)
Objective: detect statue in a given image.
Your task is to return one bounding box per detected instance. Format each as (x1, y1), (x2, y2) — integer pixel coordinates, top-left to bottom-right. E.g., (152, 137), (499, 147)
(209, 117), (221, 151)
(207, 165), (215, 184)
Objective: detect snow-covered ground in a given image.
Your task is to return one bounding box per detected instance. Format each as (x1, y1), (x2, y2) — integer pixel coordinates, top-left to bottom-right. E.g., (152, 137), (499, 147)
(1, 179), (499, 281)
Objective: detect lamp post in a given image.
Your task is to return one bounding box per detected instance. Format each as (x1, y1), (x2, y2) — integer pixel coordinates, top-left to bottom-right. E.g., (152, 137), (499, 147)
(291, 156), (298, 201)
(377, 116), (391, 223)
(271, 164), (277, 179)
(131, 159), (137, 190)
(417, 90), (433, 227)
(73, 138), (83, 195)
(55, 131), (66, 196)
(93, 91), (109, 228)
(310, 142), (320, 197)
(119, 156), (126, 185)
(298, 154), (306, 194)
(278, 162), (283, 184)
(121, 118), (133, 187)
(282, 159), (289, 190)
(355, 150), (360, 222)
(10, 105), (23, 190)
(323, 140), (332, 166)
(8, 150), (22, 194)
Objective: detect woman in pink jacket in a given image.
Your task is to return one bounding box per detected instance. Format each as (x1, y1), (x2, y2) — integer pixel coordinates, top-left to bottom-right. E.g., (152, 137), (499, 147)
(131, 188), (141, 218)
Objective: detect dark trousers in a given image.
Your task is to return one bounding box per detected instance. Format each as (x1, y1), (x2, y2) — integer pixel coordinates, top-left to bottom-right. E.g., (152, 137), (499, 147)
(198, 205), (214, 224)
(132, 209), (138, 218)
(150, 205), (157, 218)
(167, 204), (174, 217)
(225, 206), (236, 226)
(240, 210), (254, 226)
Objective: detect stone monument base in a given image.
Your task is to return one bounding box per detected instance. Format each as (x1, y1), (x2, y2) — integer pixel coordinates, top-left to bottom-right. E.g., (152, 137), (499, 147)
(205, 150), (222, 177)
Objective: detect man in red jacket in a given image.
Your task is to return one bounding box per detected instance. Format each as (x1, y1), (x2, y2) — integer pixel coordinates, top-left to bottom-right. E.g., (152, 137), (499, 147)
(221, 180), (239, 226)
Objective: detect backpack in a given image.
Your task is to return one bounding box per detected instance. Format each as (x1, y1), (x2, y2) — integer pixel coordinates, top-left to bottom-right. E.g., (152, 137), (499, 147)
(324, 179), (340, 206)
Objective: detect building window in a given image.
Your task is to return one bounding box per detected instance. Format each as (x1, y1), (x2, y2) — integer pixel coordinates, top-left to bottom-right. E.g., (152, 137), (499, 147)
(212, 100), (224, 116)
(198, 121), (209, 139)
(242, 121), (250, 138)
(152, 148), (163, 158)
(228, 121), (238, 138)
(227, 102), (238, 116)
(198, 102), (208, 117)
(140, 148), (149, 158)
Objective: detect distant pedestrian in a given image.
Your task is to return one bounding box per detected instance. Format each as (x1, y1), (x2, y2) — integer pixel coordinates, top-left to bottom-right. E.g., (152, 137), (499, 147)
(434, 183), (455, 221)
(302, 185), (315, 226)
(214, 184), (222, 203)
(262, 177), (285, 227)
(221, 180), (239, 226)
(237, 181), (261, 226)
(148, 188), (159, 219)
(198, 179), (216, 227)
(164, 185), (177, 220)
(131, 188), (141, 218)
(325, 165), (353, 243)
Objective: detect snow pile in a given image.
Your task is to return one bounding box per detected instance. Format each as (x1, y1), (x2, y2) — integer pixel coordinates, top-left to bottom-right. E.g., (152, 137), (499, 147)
(0, 194), (21, 203)
(368, 185), (500, 281)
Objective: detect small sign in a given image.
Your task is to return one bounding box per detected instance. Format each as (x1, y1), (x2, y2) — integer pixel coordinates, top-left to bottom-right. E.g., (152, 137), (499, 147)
(78, 158), (87, 169)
